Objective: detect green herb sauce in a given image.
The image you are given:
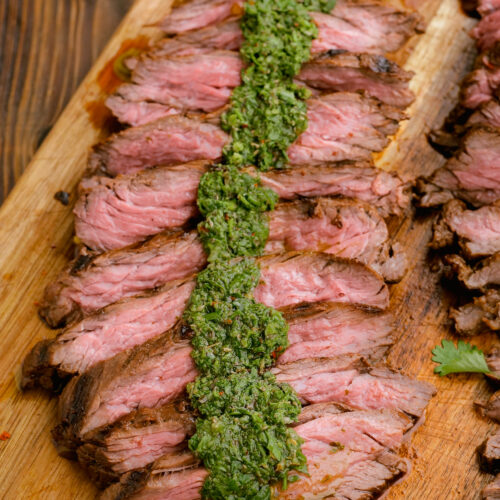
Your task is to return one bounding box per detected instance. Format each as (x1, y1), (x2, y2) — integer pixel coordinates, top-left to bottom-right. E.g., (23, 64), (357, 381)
(186, 1), (336, 498)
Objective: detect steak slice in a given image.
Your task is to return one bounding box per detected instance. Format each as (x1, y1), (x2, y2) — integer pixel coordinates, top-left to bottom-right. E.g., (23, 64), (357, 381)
(272, 355), (436, 418)
(445, 253), (500, 289)
(158, 0), (423, 55)
(255, 252), (389, 310)
(21, 280), (195, 390)
(75, 161), (410, 252)
(483, 474), (500, 500)
(74, 161), (207, 252)
(418, 127), (500, 207)
(468, 99), (500, 129)
(431, 200), (500, 257)
(53, 332), (198, 450)
(287, 93), (405, 165)
(258, 162), (411, 218)
(94, 93), (404, 177)
(478, 390), (500, 423)
(298, 52), (415, 108)
(471, 9), (500, 52)
(266, 199), (406, 282)
(479, 0), (500, 15)
(108, 51), (413, 126)
(461, 44), (500, 110)
(279, 302), (394, 364)
(106, 50), (243, 125)
(479, 429), (500, 473)
(25, 253), (388, 390)
(88, 115), (229, 177)
(77, 400), (196, 487)
(100, 464), (207, 500)
(99, 404), (409, 498)
(46, 196), (401, 328)
(450, 289), (500, 335)
(39, 232), (205, 328)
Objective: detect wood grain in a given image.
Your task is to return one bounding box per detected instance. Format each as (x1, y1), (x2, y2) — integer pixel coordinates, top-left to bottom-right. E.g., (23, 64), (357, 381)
(0, 0), (134, 205)
(0, 0), (495, 499)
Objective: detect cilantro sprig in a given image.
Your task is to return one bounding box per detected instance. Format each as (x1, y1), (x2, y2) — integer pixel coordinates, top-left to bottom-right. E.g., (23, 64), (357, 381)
(432, 340), (491, 376)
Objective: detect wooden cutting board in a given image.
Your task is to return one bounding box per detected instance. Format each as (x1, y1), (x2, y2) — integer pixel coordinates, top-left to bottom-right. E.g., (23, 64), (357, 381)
(0, 0), (496, 498)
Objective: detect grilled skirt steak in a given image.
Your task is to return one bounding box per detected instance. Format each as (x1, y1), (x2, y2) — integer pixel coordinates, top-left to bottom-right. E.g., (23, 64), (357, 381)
(460, 44), (500, 110)
(483, 474), (500, 500)
(88, 115), (229, 177)
(469, 99), (500, 129)
(107, 50), (414, 126)
(158, 0), (423, 56)
(99, 405), (411, 499)
(280, 302), (394, 364)
(478, 0), (500, 15)
(272, 355), (436, 418)
(450, 289), (500, 335)
(43, 197), (403, 327)
(431, 200), (500, 258)
(24, 252), (389, 390)
(479, 429), (500, 473)
(77, 400), (196, 486)
(74, 161), (207, 252)
(445, 253), (500, 289)
(471, 9), (500, 53)
(39, 232), (205, 328)
(418, 127), (500, 207)
(75, 161), (410, 252)
(78, 399), (408, 489)
(54, 350), (431, 452)
(90, 93), (405, 177)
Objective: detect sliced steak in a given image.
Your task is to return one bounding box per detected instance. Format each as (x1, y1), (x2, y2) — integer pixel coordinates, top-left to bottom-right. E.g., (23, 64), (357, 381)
(258, 162), (411, 218)
(77, 400), (196, 487)
(108, 51), (413, 127)
(478, 391), (500, 423)
(468, 99), (500, 129)
(288, 92), (405, 165)
(266, 199), (406, 282)
(88, 115), (229, 177)
(99, 404), (409, 499)
(479, 429), (500, 473)
(451, 289), (500, 335)
(100, 464), (207, 500)
(471, 9), (500, 52)
(21, 280), (195, 390)
(74, 161), (206, 252)
(298, 52), (415, 108)
(157, 0), (244, 34)
(255, 252), (389, 310)
(445, 253), (500, 289)
(483, 474), (500, 500)
(479, 0), (500, 15)
(76, 161), (410, 252)
(461, 44), (500, 109)
(418, 127), (500, 207)
(107, 50), (243, 125)
(158, 0), (423, 55)
(95, 93), (404, 177)
(53, 332), (197, 450)
(26, 252), (388, 391)
(431, 200), (500, 257)
(272, 355), (436, 418)
(46, 196), (400, 328)
(39, 232), (205, 329)
(280, 302), (394, 364)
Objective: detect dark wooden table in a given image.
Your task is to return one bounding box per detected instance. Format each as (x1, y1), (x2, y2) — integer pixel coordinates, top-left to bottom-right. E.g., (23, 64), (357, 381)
(0, 0), (134, 205)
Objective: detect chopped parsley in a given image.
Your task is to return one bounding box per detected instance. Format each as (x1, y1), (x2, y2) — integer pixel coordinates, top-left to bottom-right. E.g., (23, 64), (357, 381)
(432, 340), (491, 376)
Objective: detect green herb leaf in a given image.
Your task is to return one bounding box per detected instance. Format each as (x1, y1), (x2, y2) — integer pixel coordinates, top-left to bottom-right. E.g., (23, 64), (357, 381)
(432, 339), (491, 376)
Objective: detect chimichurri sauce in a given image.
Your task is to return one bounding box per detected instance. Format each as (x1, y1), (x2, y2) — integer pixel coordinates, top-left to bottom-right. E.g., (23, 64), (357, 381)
(186, 1), (336, 498)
